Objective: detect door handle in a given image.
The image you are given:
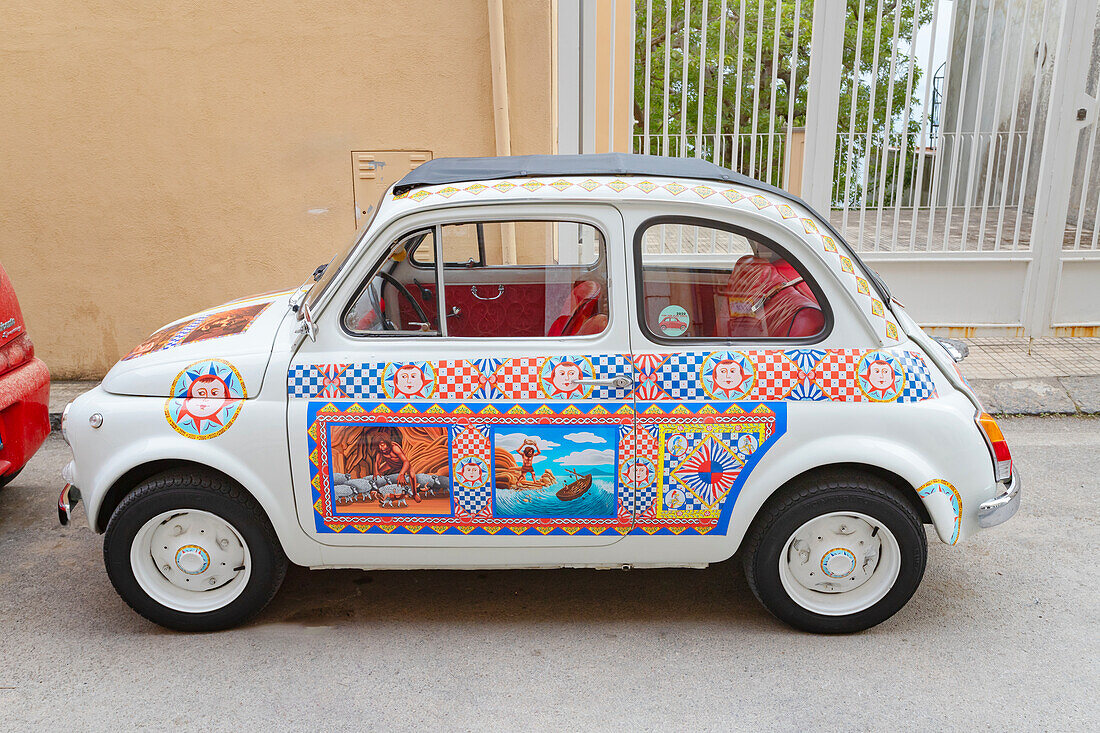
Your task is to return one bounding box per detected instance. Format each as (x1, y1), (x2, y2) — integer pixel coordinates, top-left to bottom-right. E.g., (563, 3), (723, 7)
(471, 284), (504, 301)
(575, 376), (633, 390)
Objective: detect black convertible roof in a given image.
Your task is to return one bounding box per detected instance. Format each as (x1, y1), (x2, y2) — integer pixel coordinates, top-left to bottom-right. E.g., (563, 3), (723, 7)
(393, 153), (771, 196)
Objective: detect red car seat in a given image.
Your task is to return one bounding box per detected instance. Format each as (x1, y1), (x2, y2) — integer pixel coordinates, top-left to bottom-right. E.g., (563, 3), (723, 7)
(549, 280), (603, 337)
(720, 255), (823, 338)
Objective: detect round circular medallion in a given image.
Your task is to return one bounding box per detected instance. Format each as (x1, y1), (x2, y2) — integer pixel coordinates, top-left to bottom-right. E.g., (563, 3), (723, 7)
(620, 457), (656, 490)
(856, 351), (906, 402)
(174, 544), (210, 575)
(539, 356), (595, 399)
(382, 361), (437, 400)
(455, 456), (489, 489)
(657, 305), (690, 336)
(700, 351), (756, 400)
(164, 359), (246, 440)
(820, 547), (857, 579)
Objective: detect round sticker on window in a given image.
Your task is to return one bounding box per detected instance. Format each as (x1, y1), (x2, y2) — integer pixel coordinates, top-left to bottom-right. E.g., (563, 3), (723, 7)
(658, 305), (689, 336)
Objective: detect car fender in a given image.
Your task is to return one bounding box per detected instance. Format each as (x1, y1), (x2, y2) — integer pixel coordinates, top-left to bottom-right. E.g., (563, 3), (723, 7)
(65, 388), (322, 567)
(725, 432), (961, 553)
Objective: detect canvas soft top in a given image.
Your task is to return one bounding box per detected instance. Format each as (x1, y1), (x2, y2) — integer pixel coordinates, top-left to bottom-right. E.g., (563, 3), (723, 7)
(392, 153), (762, 195)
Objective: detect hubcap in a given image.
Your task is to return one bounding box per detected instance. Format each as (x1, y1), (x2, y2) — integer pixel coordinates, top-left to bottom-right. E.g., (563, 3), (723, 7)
(778, 511), (901, 616)
(174, 545), (210, 575)
(130, 509), (252, 613)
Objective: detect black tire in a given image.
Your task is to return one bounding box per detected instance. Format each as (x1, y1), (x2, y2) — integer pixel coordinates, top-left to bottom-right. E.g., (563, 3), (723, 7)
(104, 470), (288, 632)
(0, 467), (23, 488)
(742, 470), (927, 634)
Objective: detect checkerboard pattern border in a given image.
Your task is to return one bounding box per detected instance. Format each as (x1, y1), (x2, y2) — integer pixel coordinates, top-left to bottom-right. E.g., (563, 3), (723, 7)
(289, 348), (937, 404)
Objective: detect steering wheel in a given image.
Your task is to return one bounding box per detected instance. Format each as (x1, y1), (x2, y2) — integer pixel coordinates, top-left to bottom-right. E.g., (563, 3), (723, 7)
(373, 270), (431, 331)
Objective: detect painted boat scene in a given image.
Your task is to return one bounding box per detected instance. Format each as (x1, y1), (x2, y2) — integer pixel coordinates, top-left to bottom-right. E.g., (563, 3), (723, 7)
(493, 427), (617, 519)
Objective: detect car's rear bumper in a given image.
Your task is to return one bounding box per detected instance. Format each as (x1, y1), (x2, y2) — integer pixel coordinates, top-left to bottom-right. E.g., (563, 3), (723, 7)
(0, 357), (51, 478)
(977, 469), (1021, 528)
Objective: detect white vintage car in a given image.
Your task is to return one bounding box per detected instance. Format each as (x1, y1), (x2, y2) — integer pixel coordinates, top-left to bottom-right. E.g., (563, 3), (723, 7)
(60, 154), (1020, 633)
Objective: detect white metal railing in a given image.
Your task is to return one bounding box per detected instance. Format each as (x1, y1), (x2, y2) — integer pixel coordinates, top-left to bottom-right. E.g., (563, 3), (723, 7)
(633, 132), (789, 188)
(633, 0), (808, 192)
(561, 0), (1100, 333)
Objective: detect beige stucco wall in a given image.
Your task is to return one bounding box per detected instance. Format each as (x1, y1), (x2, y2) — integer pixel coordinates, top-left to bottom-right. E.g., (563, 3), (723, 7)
(0, 0), (553, 378)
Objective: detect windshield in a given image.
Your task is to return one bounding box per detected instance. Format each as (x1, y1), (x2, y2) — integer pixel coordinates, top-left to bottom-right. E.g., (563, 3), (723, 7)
(305, 201), (382, 310)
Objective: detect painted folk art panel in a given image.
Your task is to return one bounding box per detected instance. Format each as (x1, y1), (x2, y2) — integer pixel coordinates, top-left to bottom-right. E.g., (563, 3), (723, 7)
(294, 348), (936, 537)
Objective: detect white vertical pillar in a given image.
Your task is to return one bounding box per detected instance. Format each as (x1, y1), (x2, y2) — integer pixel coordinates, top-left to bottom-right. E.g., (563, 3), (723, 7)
(800, 0), (845, 214)
(556, 0), (581, 155)
(1023, 0), (1096, 335)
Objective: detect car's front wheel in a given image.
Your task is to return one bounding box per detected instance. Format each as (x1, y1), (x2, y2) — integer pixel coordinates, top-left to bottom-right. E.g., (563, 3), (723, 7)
(104, 471), (288, 632)
(742, 471), (927, 633)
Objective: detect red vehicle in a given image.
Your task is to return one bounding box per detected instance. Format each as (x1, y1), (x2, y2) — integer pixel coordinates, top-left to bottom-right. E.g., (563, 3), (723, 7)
(0, 263), (50, 487)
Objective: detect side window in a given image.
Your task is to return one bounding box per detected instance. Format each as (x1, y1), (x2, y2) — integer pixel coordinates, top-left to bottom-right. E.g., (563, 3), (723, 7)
(347, 219), (610, 339)
(637, 219), (827, 341)
(436, 221), (608, 338)
(344, 228), (441, 334)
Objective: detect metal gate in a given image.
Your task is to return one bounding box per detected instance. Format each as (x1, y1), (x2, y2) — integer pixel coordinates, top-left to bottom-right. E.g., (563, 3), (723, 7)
(555, 0), (1100, 336)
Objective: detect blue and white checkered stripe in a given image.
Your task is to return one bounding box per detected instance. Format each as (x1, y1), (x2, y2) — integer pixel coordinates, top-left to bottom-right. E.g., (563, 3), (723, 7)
(589, 353), (632, 400)
(898, 352), (937, 402)
(287, 365), (320, 398)
(343, 363), (384, 399)
(633, 481), (658, 515)
(453, 483), (492, 515)
(655, 352), (705, 400)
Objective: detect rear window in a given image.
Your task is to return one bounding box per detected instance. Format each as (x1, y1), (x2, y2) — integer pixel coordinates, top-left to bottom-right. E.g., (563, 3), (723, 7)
(636, 218), (828, 342)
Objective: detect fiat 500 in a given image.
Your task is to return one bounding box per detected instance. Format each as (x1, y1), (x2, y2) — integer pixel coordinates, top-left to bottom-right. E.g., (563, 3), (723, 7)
(60, 154), (1020, 633)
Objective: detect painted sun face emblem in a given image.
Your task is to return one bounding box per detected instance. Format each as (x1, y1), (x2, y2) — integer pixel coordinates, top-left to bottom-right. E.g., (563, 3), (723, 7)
(550, 362), (582, 395)
(620, 457), (655, 490)
(384, 362), (436, 399)
(457, 453), (488, 488)
(394, 365), (427, 397)
(539, 356), (594, 399)
(857, 352), (905, 402)
(455, 457), (489, 489)
(712, 360), (747, 395)
(701, 352), (755, 400)
(165, 359), (246, 439)
(179, 374), (229, 427)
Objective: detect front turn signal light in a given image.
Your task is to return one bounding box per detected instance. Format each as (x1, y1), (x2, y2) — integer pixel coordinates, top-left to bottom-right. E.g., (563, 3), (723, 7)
(976, 412), (1012, 483)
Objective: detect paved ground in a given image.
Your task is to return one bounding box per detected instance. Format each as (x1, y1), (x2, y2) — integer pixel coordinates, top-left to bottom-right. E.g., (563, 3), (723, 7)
(1, 419), (1097, 731)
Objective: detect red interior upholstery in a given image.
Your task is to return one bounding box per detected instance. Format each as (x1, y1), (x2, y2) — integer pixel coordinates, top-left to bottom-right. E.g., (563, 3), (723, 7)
(549, 280), (603, 337)
(720, 255), (823, 338)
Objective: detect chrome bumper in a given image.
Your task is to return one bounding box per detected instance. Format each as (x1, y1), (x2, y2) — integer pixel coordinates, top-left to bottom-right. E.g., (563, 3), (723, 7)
(58, 484), (81, 526)
(977, 470), (1021, 528)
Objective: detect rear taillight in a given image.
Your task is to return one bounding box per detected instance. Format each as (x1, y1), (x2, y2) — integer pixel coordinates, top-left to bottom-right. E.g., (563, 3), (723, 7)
(977, 412), (1012, 483)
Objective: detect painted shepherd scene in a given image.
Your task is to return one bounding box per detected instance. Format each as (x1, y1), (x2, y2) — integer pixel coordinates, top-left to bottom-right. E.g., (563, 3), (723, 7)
(492, 425), (617, 518)
(327, 424), (451, 515)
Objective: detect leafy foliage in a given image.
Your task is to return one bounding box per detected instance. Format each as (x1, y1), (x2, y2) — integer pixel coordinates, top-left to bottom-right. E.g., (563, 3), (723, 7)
(634, 0), (932, 205)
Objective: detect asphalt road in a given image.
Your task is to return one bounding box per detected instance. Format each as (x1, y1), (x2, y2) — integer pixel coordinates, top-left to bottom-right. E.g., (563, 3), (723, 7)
(1, 417), (1097, 731)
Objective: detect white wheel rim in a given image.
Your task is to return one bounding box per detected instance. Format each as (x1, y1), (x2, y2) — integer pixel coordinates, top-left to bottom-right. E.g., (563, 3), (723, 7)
(778, 511), (901, 616)
(130, 509), (252, 614)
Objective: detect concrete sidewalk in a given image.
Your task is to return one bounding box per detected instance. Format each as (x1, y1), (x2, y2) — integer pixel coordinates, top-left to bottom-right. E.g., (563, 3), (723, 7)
(44, 337), (1100, 420)
(960, 337), (1100, 414)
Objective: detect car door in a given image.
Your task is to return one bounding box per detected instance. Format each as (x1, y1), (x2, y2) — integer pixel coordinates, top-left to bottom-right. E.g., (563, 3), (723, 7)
(287, 202), (637, 548)
(623, 212), (833, 538)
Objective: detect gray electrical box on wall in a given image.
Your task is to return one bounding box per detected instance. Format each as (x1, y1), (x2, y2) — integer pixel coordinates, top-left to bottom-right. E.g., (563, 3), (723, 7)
(352, 150), (432, 226)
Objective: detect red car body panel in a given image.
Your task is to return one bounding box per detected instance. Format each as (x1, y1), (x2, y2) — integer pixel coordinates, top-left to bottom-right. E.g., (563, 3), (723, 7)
(0, 263), (50, 479)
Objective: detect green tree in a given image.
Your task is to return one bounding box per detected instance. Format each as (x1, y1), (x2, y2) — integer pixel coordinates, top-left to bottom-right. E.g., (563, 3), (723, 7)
(634, 0), (932, 206)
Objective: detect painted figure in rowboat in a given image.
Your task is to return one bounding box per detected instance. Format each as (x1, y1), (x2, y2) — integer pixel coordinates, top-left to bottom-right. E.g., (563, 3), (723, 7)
(556, 468), (593, 501)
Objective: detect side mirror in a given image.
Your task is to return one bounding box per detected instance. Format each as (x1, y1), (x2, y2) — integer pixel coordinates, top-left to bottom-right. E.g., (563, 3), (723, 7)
(295, 301), (317, 342)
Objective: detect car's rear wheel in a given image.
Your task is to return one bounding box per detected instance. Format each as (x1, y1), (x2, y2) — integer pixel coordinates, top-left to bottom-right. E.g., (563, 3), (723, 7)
(104, 470), (287, 632)
(742, 471), (927, 633)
